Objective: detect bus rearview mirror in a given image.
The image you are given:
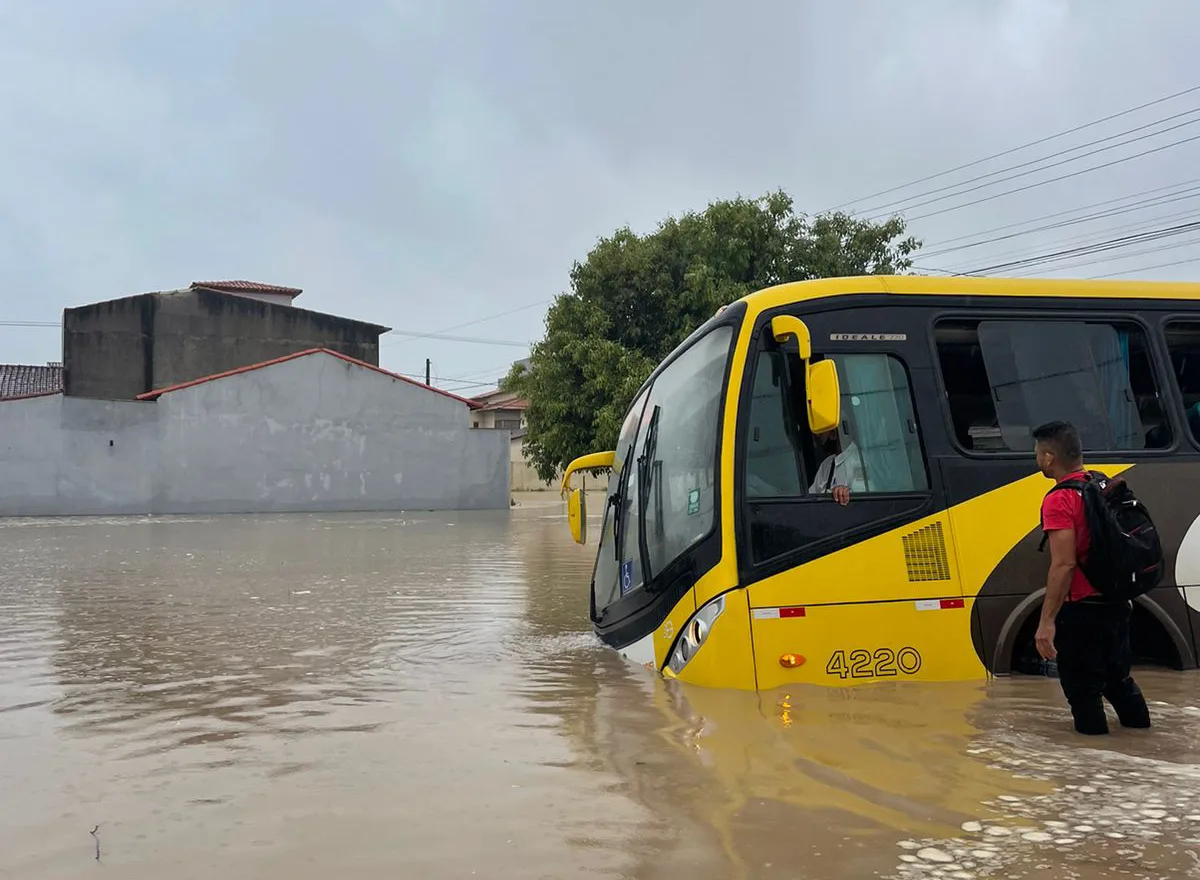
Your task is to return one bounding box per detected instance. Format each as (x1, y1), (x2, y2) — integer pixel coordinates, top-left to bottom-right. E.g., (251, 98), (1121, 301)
(770, 315), (841, 433)
(806, 359), (841, 435)
(567, 487), (587, 544)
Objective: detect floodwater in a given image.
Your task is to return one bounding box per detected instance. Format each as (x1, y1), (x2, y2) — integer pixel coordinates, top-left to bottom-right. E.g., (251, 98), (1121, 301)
(2, 498), (1199, 880)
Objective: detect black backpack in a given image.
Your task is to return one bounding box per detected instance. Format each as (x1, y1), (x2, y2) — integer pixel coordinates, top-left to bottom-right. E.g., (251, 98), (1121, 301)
(1039, 470), (1164, 601)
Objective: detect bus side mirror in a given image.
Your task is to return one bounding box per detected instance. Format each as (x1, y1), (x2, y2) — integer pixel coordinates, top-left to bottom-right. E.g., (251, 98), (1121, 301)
(770, 315), (842, 434)
(560, 450), (613, 544)
(806, 359), (840, 435)
(567, 487), (587, 545)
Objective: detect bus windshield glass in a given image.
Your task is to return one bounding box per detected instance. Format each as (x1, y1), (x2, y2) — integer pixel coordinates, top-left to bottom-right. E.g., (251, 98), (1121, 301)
(592, 390), (649, 614)
(591, 325), (734, 617)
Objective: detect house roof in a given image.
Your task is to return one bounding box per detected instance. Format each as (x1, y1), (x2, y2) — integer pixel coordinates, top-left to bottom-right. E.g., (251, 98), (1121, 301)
(0, 364), (63, 400)
(476, 397), (529, 412)
(135, 348), (481, 408)
(190, 280), (303, 298)
(471, 388), (528, 411)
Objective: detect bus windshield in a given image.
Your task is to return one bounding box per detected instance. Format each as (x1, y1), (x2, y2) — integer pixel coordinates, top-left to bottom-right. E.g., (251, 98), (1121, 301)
(592, 325), (734, 616)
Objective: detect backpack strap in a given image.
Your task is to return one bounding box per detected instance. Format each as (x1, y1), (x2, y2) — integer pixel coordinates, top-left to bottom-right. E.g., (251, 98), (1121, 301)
(1037, 477), (1088, 553)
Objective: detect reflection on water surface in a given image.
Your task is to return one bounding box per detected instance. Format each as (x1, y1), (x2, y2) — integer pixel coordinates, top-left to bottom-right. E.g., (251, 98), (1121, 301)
(1, 502), (1197, 878)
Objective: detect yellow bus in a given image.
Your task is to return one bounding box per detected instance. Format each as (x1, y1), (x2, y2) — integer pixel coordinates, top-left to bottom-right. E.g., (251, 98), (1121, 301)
(559, 275), (1200, 691)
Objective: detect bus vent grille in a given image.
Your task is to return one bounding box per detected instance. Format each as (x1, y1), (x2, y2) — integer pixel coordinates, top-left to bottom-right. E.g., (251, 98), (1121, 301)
(902, 521), (951, 582)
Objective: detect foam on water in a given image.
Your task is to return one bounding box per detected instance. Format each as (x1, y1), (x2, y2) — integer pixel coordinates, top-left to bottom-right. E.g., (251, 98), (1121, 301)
(886, 726), (1200, 879)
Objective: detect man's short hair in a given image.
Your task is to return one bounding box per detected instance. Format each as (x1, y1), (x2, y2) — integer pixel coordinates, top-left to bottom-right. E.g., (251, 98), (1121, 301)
(1032, 420), (1083, 462)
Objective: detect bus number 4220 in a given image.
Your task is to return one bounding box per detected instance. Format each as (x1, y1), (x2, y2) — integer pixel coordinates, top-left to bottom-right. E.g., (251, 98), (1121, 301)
(825, 647), (922, 679)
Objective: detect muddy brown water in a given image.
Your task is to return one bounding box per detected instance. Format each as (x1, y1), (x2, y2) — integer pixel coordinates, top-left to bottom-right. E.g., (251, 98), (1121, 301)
(2, 497), (1199, 879)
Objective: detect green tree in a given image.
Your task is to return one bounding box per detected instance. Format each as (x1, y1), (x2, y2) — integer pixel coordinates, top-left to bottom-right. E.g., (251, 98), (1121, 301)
(505, 190), (921, 482)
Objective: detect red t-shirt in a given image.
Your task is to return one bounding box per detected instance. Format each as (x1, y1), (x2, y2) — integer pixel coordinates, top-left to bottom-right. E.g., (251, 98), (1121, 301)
(1040, 470), (1098, 602)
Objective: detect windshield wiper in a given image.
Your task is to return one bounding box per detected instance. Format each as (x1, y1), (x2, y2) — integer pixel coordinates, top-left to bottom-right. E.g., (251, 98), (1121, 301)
(611, 442), (633, 562)
(635, 405), (662, 586)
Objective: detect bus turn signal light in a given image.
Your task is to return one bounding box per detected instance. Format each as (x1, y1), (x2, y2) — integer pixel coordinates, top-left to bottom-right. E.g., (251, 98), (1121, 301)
(779, 653), (805, 668)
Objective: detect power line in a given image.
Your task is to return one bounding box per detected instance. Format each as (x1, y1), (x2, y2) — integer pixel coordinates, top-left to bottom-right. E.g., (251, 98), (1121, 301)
(905, 132), (1200, 223)
(382, 298), (551, 348)
(402, 374), (498, 391)
(385, 330), (530, 348)
(868, 117), (1200, 221)
(961, 220), (1200, 275)
(861, 107), (1200, 218)
(1005, 234), (1200, 278)
(826, 83), (1200, 211)
(918, 185), (1200, 261)
(931, 204), (1200, 273)
(918, 179), (1200, 249)
(1090, 256), (1200, 279)
(0, 319), (531, 348)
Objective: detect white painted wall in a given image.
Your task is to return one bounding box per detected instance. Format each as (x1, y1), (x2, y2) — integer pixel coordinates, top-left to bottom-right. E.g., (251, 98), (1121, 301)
(0, 351), (509, 516)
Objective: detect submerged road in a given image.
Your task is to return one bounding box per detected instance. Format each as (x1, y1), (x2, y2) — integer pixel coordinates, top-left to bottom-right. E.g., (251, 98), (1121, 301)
(1, 497), (1198, 879)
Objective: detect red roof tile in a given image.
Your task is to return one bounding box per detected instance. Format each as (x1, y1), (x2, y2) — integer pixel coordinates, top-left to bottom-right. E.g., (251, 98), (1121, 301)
(136, 348), (481, 408)
(475, 397), (529, 412)
(0, 364), (63, 400)
(190, 280), (303, 297)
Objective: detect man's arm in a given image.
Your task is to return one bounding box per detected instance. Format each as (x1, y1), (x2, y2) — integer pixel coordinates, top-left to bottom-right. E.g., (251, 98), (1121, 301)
(1035, 528), (1076, 660)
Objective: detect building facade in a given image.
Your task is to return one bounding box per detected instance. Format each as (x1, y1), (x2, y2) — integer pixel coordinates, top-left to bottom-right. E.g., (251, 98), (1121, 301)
(63, 281), (389, 400)
(0, 349), (509, 516)
(471, 384), (556, 492)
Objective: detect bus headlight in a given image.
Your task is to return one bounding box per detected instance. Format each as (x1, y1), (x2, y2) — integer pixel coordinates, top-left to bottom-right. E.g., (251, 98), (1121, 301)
(666, 594), (726, 675)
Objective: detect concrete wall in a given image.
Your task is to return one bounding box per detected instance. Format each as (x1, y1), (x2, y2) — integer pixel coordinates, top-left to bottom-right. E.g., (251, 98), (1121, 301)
(508, 435), (557, 491)
(0, 394), (159, 516)
(63, 289), (387, 400)
(0, 352), (509, 516)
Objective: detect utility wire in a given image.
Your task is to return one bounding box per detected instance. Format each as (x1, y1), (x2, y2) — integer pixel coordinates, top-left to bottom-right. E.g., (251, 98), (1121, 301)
(1004, 234), (1200, 278)
(869, 119), (1200, 221)
(1090, 256), (1200, 279)
(917, 184), (1200, 260)
(932, 205), (1200, 273)
(826, 83), (1200, 211)
(861, 107), (1200, 217)
(381, 298), (551, 348)
(918, 178), (1200, 248)
(906, 132), (1200, 223)
(961, 221), (1200, 275)
(385, 330), (529, 348)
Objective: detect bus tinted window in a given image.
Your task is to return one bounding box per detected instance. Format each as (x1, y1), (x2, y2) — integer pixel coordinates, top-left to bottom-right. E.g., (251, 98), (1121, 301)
(935, 319), (1170, 453)
(1164, 321), (1200, 443)
(829, 353), (929, 494)
(745, 350), (805, 498)
(641, 326), (733, 578)
(744, 349), (927, 498)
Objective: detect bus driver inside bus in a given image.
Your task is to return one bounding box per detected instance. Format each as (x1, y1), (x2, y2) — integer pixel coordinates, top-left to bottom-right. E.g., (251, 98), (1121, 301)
(811, 425), (864, 506)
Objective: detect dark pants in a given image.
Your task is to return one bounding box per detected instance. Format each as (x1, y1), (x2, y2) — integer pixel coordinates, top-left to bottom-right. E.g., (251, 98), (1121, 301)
(1055, 599), (1151, 735)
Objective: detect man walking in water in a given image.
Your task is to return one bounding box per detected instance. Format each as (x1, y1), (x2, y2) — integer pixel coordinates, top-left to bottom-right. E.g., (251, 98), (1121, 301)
(1032, 420), (1151, 736)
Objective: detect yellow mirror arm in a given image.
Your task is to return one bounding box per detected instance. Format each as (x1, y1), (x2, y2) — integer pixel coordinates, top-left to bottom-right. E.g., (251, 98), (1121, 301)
(769, 315), (813, 361)
(560, 451), (616, 497)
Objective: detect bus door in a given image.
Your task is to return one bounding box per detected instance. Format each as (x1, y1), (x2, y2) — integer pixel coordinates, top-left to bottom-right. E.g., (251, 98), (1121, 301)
(736, 306), (980, 689)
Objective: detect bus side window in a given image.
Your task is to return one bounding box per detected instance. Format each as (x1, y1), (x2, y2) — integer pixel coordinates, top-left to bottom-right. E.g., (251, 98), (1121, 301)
(744, 349), (806, 498)
(1164, 321), (1200, 444)
(934, 318), (1171, 453)
(741, 347), (931, 568)
(743, 347), (928, 500)
(820, 353), (929, 494)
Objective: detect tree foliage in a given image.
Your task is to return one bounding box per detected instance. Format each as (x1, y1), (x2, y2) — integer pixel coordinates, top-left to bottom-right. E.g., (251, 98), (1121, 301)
(504, 190), (921, 482)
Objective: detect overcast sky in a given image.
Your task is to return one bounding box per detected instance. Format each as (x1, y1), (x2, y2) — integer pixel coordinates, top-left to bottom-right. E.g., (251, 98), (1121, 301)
(2, 0), (1198, 393)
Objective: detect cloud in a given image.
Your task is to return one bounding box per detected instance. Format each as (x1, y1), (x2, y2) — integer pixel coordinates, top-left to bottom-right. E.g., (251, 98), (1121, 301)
(1, 1), (1199, 383)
